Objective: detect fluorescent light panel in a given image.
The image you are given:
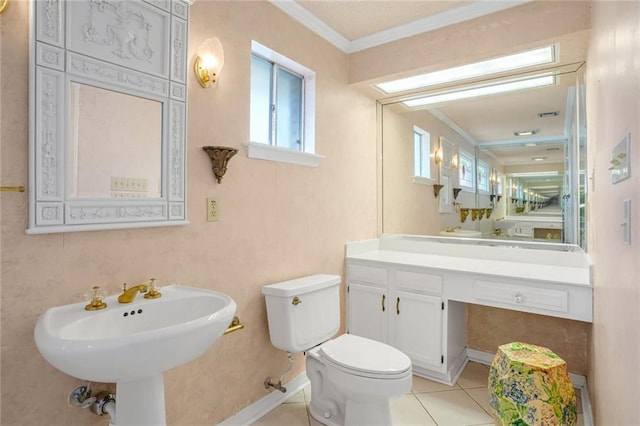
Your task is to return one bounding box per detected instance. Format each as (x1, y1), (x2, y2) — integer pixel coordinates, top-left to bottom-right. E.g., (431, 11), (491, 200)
(402, 75), (555, 108)
(375, 45), (556, 94)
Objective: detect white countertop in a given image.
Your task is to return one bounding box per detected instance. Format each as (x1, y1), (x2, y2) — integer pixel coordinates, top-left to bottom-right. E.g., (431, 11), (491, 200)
(346, 235), (592, 287)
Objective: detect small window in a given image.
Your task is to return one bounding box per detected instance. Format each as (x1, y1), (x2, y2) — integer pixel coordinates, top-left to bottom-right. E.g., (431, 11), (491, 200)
(248, 41), (320, 167)
(458, 149), (475, 190)
(413, 126), (432, 182)
(477, 160), (490, 193)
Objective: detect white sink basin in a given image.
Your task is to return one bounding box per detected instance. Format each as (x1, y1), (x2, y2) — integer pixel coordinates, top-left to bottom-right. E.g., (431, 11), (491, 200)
(439, 229), (482, 238)
(34, 284), (236, 383)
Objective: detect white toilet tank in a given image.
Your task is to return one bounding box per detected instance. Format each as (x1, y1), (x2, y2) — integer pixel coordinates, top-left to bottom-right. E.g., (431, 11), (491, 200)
(262, 274), (341, 353)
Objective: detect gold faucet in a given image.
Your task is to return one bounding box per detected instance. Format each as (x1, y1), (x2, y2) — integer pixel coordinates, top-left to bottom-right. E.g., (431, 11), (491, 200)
(117, 283), (148, 304)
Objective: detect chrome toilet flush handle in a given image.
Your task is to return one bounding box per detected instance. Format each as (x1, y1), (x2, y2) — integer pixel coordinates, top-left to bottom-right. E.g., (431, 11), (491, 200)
(292, 296), (302, 305)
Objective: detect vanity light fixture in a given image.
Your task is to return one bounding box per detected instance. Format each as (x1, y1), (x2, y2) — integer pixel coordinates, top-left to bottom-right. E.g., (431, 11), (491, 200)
(203, 146), (238, 183)
(195, 37), (225, 88)
(375, 45), (556, 94)
(402, 74), (555, 108)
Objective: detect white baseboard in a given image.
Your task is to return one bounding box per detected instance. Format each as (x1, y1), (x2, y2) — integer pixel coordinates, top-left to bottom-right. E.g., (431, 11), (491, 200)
(466, 348), (593, 426)
(217, 373), (310, 426)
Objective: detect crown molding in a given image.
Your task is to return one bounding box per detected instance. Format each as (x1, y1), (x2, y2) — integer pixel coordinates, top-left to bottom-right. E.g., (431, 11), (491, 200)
(269, 0), (533, 54)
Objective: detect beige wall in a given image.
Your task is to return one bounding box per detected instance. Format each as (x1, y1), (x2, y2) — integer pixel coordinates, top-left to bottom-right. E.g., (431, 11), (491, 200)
(0, 1), (377, 424)
(587, 1), (640, 423)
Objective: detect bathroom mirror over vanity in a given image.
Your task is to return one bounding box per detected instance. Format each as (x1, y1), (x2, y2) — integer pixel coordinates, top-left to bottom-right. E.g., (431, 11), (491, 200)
(28, 0), (191, 233)
(379, 45), (588, 249)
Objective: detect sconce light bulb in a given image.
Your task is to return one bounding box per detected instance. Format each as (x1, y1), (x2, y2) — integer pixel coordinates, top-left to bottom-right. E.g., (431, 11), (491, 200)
(195, 37), (225, 88)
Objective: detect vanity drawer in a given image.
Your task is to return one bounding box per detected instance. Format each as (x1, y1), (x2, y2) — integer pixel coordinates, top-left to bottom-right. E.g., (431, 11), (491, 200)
(474, 280), (568, 313)
(347, 263), (388, 286)
(396, 269), (443, 295)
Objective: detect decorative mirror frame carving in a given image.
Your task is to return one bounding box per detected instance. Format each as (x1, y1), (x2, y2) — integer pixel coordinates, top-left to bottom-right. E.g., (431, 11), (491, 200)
(28, 0), (193, 234)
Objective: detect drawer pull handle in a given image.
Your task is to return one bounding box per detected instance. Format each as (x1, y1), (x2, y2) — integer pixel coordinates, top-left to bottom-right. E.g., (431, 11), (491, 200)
(514, 293), (523, 304)
(381, 294), (386, 312)
(396, 297), (400, 315)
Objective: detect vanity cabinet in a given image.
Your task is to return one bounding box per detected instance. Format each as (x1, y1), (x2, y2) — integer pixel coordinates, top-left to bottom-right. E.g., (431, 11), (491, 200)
(346, 262), (463, 382)
(345, 235), (592, 385)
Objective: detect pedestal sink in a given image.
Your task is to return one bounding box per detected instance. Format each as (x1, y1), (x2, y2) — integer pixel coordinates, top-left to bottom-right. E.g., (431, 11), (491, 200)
(34, 285), (237, 426)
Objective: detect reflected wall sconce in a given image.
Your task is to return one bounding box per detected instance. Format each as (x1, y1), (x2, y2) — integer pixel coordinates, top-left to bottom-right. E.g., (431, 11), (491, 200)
(460, 208), (470, 223)
(451, 154), (459, 169)
(195, 37), (225, 88)
(0, 0), (8, 15)
(433, 184), (444, 197)
(452, 187), (462, 200)
(434, 148), (443, 165)
(203, 146), (237, 183)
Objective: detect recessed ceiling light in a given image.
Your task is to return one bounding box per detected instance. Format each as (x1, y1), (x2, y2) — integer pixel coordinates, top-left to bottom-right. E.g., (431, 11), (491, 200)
(402, 75), (555, 108)
(524, 143), (538, 147)
(515, 129), (539, 137)
(375, 45), (556, 94)
(538, 111), (560, 118)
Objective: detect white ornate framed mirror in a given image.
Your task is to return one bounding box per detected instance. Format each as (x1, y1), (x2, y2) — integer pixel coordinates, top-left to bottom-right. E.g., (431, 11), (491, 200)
(28, 0), (193, 234)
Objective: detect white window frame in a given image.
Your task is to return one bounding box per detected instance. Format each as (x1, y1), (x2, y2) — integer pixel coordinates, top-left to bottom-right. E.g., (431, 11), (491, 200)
(477, 160), (490, 193)
(458, 149), (476, 191)
(412, 126), (435, 185)
(247, 41), (322, 167)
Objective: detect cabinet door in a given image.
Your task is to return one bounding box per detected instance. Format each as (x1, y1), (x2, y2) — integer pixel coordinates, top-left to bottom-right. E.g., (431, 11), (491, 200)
(347, 283), (387, 343)
(391, 291), (442, 369)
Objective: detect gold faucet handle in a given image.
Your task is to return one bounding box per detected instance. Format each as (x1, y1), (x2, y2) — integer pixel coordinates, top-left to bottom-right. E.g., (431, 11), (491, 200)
(84, 285), (107, 311)
(144, 278), (162, 299)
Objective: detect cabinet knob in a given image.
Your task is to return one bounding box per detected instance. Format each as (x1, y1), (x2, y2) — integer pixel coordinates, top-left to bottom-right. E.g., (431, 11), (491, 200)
(514, 293), (523, 304)
(292, 296), (302, 305)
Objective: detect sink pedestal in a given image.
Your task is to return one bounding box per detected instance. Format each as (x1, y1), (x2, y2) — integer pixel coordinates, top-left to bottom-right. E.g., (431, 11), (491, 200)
(116, 375), (166, 426)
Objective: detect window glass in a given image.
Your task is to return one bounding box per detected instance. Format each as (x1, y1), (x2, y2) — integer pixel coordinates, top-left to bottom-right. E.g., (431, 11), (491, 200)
(250, 55), (273, 145)
(413, 127), (431, 178)
(477, 160), (489, 193)
(275, 67), (303, 150)
(458, 149), (475, 189)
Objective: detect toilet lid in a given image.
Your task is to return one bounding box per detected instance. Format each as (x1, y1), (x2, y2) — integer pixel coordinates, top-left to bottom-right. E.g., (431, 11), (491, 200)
(319, 334), (411, 379)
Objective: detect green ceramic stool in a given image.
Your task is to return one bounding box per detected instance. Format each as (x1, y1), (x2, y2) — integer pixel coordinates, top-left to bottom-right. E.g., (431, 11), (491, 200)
(488, 342), (577, 426)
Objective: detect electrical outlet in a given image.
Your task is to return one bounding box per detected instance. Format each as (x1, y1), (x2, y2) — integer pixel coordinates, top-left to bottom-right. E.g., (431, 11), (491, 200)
(207, 198), (219, 222)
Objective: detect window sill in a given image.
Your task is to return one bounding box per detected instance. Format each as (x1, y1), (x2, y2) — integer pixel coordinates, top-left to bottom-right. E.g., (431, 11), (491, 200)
(245, 142), (324, 167)
(412, 176), (437, 185)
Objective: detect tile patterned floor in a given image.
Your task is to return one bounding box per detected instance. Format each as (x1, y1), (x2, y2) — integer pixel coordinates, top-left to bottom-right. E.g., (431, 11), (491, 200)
(251, 362), (585, 426)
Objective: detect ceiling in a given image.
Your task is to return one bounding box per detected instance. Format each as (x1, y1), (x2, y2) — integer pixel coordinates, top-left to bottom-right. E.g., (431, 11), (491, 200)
(276, 0), (588, 199)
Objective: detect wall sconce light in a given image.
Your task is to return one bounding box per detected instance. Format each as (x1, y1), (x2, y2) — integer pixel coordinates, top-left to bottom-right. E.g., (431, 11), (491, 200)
(195, 37), (225, 88)
(0, 0), (8, 15)
(203, 146), (237, 183)
(451, 153), (459, 169)
(434, 148), (443, 165)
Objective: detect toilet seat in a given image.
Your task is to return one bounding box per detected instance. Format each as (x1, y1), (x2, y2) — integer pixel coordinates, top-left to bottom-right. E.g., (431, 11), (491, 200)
(319, 334), (412, 379)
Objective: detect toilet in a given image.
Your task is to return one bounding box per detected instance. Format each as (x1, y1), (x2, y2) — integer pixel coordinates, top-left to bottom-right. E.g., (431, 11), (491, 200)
(262, 274), (412, 426)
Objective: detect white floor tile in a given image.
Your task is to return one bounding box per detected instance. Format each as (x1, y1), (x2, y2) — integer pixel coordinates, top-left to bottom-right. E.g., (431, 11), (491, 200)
(391, 393), (437, 426)
(412, 374), (460, 393)
(415, 389), (493, 426)
(251, 402), (309, 426)
(464, 387), (493, 416)
(456, 362), (490, 390)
